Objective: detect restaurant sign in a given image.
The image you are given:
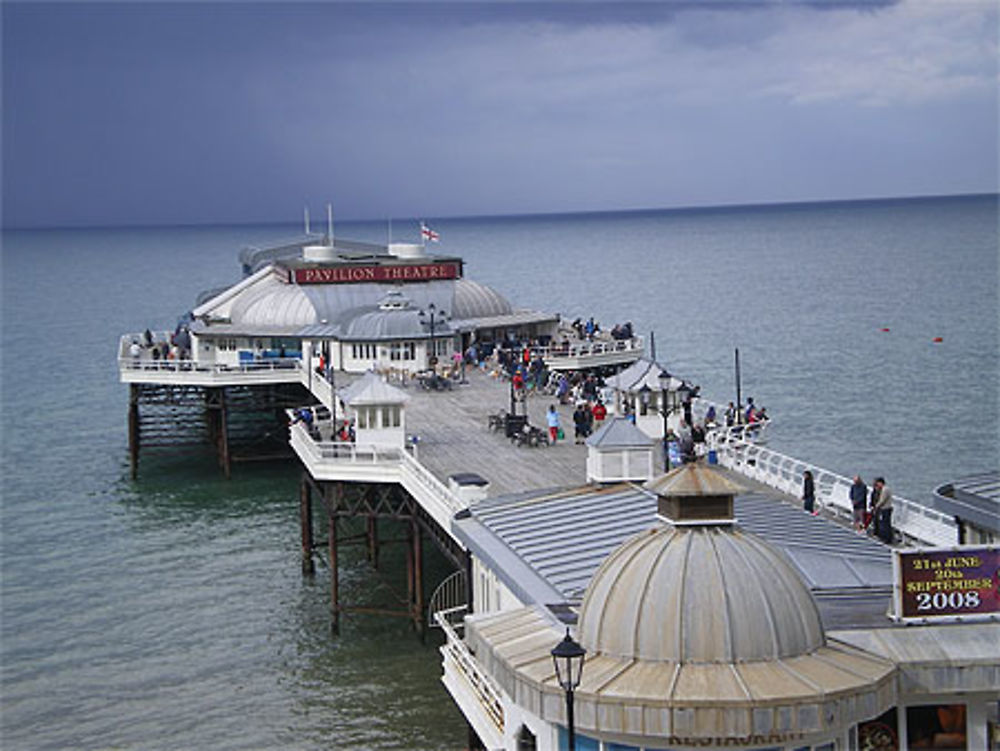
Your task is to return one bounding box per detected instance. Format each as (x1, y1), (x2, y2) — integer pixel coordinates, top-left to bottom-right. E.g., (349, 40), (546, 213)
(894, 546), (999, 621)
(294, 262), (460, 285)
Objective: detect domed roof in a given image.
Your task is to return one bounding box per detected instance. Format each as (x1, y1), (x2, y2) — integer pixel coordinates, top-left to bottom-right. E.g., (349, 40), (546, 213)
(578, 524), (825, 664)
(229, 275), (317, 327)
(337, 292), (453, 341)
(452, 278), (513, 319)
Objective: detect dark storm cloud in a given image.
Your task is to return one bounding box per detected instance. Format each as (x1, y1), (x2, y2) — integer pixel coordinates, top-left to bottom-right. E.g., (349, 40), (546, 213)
(2, 1), (996, 228)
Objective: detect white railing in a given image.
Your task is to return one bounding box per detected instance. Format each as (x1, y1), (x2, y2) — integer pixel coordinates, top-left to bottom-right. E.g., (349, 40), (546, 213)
(287, 414), (468, 540)
(532, 335), (643, 361)
(400, 450), (468, 517)
(287, 419), (404, 464)
(708, 432), (957, 547)
(436, 607), (505, 735)
(428, 571), (468, 630)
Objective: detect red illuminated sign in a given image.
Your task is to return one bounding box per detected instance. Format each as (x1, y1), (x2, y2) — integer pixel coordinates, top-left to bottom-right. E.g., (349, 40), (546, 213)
(294, 262), (459, 285)
(896, 547), (1000, 620)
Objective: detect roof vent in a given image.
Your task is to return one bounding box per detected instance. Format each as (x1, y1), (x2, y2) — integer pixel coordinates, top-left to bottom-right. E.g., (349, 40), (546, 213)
(303, 244), (338, 262)
(388, 243), (425, 259)
(643, 463), (744, 526)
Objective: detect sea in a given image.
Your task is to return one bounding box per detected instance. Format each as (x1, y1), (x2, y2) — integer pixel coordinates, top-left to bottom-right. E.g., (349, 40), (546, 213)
(1, 194), (997, 750)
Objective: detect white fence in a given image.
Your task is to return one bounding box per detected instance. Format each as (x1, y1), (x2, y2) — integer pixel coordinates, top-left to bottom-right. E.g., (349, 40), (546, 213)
(436, 607), (505, 737)
(708, 431), (957, 547)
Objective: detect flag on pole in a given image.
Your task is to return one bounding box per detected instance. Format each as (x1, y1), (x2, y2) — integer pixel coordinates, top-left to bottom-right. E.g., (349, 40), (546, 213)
(421, 222), (440, 243)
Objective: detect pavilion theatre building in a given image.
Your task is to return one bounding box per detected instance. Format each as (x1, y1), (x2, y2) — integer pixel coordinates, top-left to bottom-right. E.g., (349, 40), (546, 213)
(187, 239), (559, 375)
(439, 459), (1000, 751)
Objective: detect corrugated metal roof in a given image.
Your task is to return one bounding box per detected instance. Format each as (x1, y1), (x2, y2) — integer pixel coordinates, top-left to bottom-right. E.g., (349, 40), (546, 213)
(932, 471), (1000, 533)
(585, 417), (653, 449)
(450, 310), (558, 331)
(453, 482), (893, 626)
(643, 462), (745, 498)
(337, 371), (410, 406)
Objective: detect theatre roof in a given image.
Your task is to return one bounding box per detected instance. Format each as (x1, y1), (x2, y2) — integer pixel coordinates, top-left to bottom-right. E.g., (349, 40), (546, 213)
(932, 471), (1000, 534)
(452, 478), (894, 630)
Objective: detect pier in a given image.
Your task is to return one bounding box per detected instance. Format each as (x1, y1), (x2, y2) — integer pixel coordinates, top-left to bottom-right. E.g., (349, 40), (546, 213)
(115, 232), (996, 751)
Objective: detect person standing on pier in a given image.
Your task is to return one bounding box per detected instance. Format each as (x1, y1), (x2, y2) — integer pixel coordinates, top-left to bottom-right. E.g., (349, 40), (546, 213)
(546, 405), (562, 444)
(802, 470), (816, 514)
(850, 476), (868, 532)
(872, 477), (894, 544)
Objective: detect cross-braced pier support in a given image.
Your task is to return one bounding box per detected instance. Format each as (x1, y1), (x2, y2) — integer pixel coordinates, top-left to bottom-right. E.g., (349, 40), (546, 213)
(126, 382), (308, 478)
(301, 474), (466, 637)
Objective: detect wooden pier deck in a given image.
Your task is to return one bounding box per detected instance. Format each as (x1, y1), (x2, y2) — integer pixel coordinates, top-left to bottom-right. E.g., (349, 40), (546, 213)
(402, 368), (589, 497)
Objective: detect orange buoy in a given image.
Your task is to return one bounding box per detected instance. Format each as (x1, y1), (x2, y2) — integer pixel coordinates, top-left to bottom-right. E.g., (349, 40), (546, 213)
(932, 337), (943, 343)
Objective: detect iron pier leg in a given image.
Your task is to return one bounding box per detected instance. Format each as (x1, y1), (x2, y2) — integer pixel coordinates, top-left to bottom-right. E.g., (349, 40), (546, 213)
(329, 483), (342, 635)
(300, 476), (315, 576)
(413, 519), (425, 638)
(366, 515), (380, 570)
(219, 388), (231, 479)
(128, 384), (140, 480)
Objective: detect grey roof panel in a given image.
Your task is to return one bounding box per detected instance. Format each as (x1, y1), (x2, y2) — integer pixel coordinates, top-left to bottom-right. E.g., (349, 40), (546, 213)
(456, 482), (894, 629)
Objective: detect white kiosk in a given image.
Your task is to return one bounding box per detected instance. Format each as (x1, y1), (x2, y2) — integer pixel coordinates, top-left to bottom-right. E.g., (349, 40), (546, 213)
(337, 372), (410, 448)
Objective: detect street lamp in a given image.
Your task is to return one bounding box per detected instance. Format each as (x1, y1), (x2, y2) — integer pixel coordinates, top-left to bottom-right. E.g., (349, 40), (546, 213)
(658, 369), (672, 471)
(418, 303), (448, 370)
(551, 629), (586, 751)
(638, 384), (651, 416)
(677, 381), (692, 428)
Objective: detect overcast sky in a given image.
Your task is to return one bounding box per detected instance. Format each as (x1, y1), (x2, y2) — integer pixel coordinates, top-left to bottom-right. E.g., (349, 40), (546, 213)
(3, 1), (997, 228)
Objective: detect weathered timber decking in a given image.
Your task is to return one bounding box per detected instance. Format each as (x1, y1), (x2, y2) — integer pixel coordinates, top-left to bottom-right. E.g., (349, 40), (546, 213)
(402, 368), (588, 497)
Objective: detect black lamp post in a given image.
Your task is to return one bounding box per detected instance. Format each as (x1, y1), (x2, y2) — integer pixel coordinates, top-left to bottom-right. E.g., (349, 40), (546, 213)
(551, 629), (586, 751)
(418, 302), (448, 370)
(638, 384), (651, 416)
(658, 369), (672, 471)
(677, 382), (692, 428)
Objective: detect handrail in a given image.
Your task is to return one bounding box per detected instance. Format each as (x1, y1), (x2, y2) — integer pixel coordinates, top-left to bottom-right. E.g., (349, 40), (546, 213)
(436, 607), (505, 735)
(708, 432), (957, 547)
(400, 450), (467, 516)
(428, 570), (468, 630)
(525, 335), (644, 361)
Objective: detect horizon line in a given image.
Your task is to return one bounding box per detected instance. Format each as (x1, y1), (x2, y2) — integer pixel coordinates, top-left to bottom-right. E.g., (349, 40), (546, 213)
(3, 190), (996, 233)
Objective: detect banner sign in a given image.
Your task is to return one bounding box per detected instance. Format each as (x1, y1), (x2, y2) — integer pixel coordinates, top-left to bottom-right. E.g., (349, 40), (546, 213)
(895, 546), (999, 621)
(294, 262), (460, 285)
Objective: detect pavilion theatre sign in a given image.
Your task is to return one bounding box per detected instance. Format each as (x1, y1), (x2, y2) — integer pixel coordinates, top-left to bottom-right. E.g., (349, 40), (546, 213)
(293, 262), (460, 285)
(893, 545), (1000, 621)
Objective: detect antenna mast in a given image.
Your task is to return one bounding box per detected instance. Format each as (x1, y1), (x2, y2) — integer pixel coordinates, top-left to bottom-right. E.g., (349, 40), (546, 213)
(304, 206), (310, 235)
(326, 203), (334, 247)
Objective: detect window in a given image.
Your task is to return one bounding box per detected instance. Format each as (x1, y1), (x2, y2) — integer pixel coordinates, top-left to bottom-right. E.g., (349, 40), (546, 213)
(390, 343), (402, 361)
(515, 725), (537, 751)
(352, 343), (376, 360)
(381, 406), (400, 428)
(906, 704), (967, 750)
(403, 341), (415, 360)
(357, 407), (378, 430)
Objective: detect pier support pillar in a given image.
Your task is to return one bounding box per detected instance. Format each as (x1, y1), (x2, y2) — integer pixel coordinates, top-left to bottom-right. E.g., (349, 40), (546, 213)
(411, 519), (425, 637)
(329, 484), (342, 635)
(366, 515), (379, 570)
(299, 476), (314, 576)
(128, 384), (140, 479)
(218, 389), (231, 479)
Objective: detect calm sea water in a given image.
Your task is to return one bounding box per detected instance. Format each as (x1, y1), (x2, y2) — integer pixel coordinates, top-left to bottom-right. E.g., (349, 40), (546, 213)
(1, 195), (997, 749)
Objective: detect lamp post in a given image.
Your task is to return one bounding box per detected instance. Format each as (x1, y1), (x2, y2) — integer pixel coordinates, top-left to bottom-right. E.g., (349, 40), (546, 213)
(677, 381), (692, 428)
(418, 303), (448, 370)
(551, 629), (586, 751)
(638, 384), (651, 416)
(658, 369), (672, 471)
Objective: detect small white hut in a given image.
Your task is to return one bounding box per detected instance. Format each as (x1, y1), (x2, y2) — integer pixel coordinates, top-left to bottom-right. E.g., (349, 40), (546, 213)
(585, 417), (655, 483)
(337, 371), (410, 448)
